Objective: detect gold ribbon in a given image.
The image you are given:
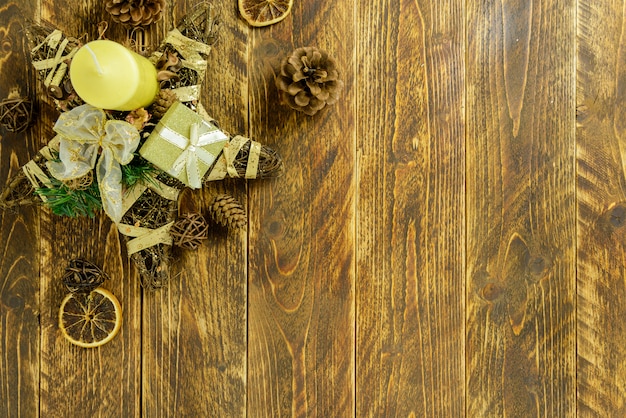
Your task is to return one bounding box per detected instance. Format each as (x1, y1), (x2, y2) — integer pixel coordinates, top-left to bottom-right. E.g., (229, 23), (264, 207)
(22, 161), (53, 202)
(151, 29), (210, 102)
(205, 135), (262, 181)
(121, 178), (180, 216)
(31, 30), (79, 88)
(118, 176), (180, 255)
(47, 104), (140, 223)
(118, 222), (175, 255)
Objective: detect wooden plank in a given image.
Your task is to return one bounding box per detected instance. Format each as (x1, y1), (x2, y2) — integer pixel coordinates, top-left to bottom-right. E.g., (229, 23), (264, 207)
(355, 0), (465, 416)
(577, 1), (626, 416)
(247, 1), (355, 416)
(0, 1), (40, 417)
(466, 0), (576, 416)
(37, 1), (141, 416)
(141, 0), (249, 416)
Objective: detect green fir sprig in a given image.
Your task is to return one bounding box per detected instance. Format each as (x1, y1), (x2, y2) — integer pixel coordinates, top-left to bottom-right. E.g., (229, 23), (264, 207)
(121, 155), (159, 189)
(35, 177), (101, 218)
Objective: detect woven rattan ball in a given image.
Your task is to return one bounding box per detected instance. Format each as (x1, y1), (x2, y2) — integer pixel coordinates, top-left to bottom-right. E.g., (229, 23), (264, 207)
(170, 212), (209, 250)
(0, 97), (32, 133)
(62, 259), (109, 293)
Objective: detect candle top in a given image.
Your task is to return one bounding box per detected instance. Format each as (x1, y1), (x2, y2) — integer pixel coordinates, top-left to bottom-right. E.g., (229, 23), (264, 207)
(70, 40), (158, 111)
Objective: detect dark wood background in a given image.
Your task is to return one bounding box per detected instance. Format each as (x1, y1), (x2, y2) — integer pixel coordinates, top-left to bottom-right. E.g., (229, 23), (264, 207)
(0, 0), (623, 416)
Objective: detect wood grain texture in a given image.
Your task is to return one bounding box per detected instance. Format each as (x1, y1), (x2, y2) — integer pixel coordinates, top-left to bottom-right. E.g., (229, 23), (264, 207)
(247, 0), (355, 416)
(466, 0), (576, 416)
(37, 1), (140, 417)
(577, 1), (626, 416)
(355, 0), (465, 416)
(141, 1), (248, 416)
(0, 2), (40, 417)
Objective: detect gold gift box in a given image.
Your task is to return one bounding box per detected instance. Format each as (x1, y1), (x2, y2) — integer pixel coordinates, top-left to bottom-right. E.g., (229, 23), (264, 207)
(139, 102), (228, 187)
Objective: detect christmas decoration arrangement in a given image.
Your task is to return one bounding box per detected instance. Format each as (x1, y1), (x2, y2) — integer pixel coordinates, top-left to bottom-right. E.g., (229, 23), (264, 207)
(1, 5), (283, 292)
(1, 2), (343, 348)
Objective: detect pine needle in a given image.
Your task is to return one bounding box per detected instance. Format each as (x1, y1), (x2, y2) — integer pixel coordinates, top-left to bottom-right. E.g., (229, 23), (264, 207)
(121, 155), (159, 189)
(35, 178), (102, 218)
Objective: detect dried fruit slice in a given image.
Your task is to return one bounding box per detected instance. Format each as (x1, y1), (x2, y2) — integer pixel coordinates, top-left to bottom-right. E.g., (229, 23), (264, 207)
(238, 0), (293, 27)
(59, 287), (122, 348)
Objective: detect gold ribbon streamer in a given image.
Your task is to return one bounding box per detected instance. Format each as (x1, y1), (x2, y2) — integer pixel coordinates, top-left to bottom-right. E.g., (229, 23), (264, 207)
(118, 222), (174, 255)
(22, 139), (61, 203)
(204, 135), (263, 181)
(118, 176), (179, 255)
(163, 29), (212, 59)
(121, 177), (180, 216)
(151, 29), (210, 102)
(246, 141), (261, 179)
(31, 30), (79, 88)
(171, 85), (201, 102)
(22, 161), (53, 201)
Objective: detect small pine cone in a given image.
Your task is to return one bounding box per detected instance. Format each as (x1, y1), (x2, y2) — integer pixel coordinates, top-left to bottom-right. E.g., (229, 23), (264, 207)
(208, 194), (247, 230)
(150, 89), (177, 120)
(276, 46), (343, 116)
(62, 259), (108, 293)
(105, 0), (165, 27)
(170, 212), (209, 250)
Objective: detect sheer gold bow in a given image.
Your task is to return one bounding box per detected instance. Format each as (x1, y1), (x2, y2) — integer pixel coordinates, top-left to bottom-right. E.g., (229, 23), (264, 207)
(47, 104), (140, 223)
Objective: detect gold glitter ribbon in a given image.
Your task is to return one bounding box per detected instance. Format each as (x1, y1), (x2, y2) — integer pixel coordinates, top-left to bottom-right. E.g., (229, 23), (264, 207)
(118, 222), (175, 255)
(117, 176), (180, 255)
(151, 29), (210, 102)
(205, 135), (261, 181)
(31, 30), (79, 88)
(22, 137), (60, 202)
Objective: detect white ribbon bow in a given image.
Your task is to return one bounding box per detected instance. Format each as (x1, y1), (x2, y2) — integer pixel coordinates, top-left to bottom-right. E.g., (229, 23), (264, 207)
(155, 121), (228, 189)
(47, 104), (140, 223)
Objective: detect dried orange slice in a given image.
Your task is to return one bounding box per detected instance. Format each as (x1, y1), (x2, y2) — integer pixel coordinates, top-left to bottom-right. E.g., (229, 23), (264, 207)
(238, 0), (293, 27)
(59, 287), (122, 348)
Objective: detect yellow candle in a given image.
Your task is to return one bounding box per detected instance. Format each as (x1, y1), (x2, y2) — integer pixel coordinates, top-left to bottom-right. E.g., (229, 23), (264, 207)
(69, 40), (159, 111)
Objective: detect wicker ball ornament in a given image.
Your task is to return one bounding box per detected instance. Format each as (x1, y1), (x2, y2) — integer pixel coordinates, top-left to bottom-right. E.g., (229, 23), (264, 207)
(170, 212), (209, 250)
(276, 46), (343, 116)
(62, 259), (109, 293)
(0, 96), (33, 133)
(105, 0), (165, 26)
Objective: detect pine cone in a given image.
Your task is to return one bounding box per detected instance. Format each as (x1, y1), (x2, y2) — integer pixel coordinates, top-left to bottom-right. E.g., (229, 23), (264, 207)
(276, 46), (343, 116)
(208, 194), (247, 230)
(150, 89), (177, 120)
(62, 259), (108, 293)
(105, 0), (165, 27)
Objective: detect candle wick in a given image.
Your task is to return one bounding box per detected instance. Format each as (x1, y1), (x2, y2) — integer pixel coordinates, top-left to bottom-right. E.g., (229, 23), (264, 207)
(83, 45), (104, 75)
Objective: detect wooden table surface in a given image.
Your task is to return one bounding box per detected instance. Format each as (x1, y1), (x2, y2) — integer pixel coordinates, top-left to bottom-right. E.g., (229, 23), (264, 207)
(1, 0), (624, 416)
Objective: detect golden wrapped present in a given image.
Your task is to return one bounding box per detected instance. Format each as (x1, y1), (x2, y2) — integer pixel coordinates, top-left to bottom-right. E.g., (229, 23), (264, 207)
(139, 101), (228, 188)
